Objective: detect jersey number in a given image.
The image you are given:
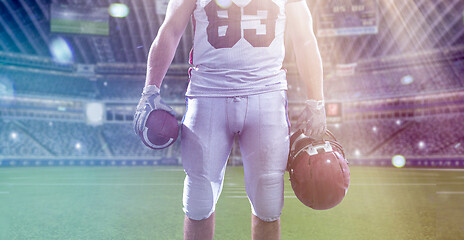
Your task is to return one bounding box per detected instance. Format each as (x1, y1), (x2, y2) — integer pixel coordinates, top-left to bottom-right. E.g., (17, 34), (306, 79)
(204, 0), (279, 49)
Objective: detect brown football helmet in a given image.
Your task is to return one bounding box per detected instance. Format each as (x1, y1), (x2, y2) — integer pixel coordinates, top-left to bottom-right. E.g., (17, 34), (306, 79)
(287, 129), (350, 210)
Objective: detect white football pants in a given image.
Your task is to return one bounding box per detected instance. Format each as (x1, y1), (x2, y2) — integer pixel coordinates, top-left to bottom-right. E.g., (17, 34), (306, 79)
(181, 90), (290, 222)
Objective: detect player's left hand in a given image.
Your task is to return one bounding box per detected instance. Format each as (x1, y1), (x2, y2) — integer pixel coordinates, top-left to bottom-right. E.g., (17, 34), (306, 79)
(297, 99), (327, 139)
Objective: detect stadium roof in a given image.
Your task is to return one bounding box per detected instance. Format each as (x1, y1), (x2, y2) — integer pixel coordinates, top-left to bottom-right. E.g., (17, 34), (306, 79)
(0, 0), (463, 65)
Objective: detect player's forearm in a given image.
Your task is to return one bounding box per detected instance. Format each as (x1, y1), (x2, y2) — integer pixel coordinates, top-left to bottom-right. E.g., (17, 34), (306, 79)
(293, 38), (324, 101)
(145, 27), (183, 88)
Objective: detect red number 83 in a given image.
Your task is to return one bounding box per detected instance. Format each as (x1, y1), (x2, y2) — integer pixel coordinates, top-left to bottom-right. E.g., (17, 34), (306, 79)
(204, 0), (279, 48)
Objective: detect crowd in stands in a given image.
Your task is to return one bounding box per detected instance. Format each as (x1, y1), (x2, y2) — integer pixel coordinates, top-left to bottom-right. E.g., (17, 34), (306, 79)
(17, 120), (106, 157)
(0, 67), (96, 99)
(96, 78), (144, 100)
(0, 66), (189, 102)
(1, 53), (463, 165)
(0, 52), (74, 72)
(0, 120), (50, 156)
(324, 113), (464, 159)
(100, 123), (169, 157)
(0, 119), (172, 159)
(370, 114), (464, 157)
(2, 57), (462, 104)
(325, 60), (464, 101)
(1, 113), (463, 163)
(96, 76), (188, 102)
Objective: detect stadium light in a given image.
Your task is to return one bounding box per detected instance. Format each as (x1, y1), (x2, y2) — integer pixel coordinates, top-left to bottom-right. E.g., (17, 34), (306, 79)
(10, 132), (17, 140)
(49, 37), (73, 64)
(392, 155), (406, 168)
(372, 126), (377, 133)
(86, 102), (104, 125)
(396, 119), (401, 125)
(401, 75), (414, 85)
(109, 3), (129, 18)
(75, 142), (82, 150)
(354, 149), (361, 157)
(418, 141), (425, 149)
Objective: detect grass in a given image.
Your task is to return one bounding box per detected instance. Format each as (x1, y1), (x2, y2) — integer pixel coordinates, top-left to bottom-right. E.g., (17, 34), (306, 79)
(0, 166), (463, 239)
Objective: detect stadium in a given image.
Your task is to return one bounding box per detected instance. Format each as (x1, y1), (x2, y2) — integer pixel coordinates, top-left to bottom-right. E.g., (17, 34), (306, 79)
(0, 0), (463, 239)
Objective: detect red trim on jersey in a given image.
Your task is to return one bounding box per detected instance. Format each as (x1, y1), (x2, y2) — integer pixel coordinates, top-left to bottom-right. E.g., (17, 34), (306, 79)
(188, 67), (193, 78)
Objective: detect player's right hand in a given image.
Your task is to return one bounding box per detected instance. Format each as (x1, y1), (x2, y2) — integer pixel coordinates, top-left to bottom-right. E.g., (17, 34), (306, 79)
(133, 84), (176, 136)
(297, 99), (327, 140)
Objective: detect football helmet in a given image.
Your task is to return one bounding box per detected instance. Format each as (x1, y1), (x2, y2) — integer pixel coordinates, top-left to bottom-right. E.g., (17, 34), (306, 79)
(287, 129), (350, 210)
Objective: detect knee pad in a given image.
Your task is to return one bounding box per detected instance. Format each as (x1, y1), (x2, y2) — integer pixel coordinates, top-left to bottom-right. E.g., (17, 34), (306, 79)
(248, 172), (284, 222)
(183, 175), (222, 220)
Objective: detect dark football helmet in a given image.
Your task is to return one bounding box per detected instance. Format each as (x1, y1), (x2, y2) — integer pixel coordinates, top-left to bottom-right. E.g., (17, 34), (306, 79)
(287, 129), (350, 210)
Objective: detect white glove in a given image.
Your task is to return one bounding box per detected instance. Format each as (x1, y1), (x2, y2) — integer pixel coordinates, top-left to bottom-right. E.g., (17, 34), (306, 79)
(133, 85), (176, 135)
(297, 99), (327, 139)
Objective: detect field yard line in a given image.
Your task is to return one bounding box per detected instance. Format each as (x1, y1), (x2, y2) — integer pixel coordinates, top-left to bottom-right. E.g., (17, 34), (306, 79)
(223, 191), (294, 194)
(225, 183), (241, 186)
(437, 182), (464, 185)
(150, 169), (185, 172)
(285, 196), (298, 198)
(0, 183), (183, 186)
(226, 195), (247, 198)
(351, 183), (436, 186)
(9, 177), (182, 180)
(353, 177), (439, 181)
(406, 168), (464, 172)
(380, 172), (440, 177)
(226, 195), (297, 199)
(436, 191), (464, 195)
(224, 191), (247, 193)
(0, 191), (9, 194)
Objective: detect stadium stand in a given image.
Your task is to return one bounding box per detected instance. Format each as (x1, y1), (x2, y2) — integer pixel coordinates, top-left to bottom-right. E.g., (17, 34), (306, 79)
(0, 66), (97, 98)
(0, 0), (463, 168)
(101, 123), (169, 157)
(0, 119), (51, 157)
(326, 113), (464, 159)
(96, 76), (188, 102)
(0, 119), (173, 159)
(0, 51), (74, 72)
(2, 111), (463, 166)
(325, 61), (463, 101)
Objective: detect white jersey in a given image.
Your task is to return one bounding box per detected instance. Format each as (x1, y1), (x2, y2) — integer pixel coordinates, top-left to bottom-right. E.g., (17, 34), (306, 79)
(186, 0), (290, 97)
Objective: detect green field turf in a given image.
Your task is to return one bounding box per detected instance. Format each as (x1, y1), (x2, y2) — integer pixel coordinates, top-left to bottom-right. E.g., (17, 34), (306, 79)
(0, 166), (463, 240)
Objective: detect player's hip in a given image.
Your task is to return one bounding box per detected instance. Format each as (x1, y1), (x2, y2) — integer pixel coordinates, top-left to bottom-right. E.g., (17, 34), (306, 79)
(182, 90), (289, 131)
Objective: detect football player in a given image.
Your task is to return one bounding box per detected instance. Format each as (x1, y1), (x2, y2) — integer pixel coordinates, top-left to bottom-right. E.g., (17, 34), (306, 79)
(134, 0), (326, 238)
